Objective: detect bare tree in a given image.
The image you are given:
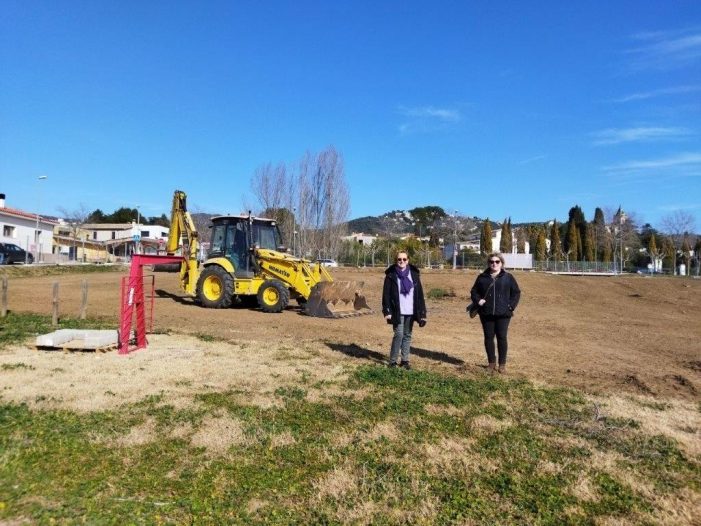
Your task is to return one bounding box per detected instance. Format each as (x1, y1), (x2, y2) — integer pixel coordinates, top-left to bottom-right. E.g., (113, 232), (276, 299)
(660, 210), (696, 275)
(297, 146), (350, 259)
(57, 204), (93, 261)
(605, 207), (640, 272)
(251, 162), (287, 213)
(250, 146), (350, 260)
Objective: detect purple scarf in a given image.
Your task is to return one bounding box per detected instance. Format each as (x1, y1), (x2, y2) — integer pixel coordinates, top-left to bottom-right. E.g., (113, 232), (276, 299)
(396, 265), (413, 296)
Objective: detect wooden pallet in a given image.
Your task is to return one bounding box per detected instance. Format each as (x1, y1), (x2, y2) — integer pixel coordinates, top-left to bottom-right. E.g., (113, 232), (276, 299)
(34, 342), (118, 353)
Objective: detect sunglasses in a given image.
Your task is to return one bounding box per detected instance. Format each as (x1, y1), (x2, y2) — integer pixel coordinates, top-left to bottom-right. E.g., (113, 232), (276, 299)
(397, 258), (408, 262)
(489, 260), (501, 264)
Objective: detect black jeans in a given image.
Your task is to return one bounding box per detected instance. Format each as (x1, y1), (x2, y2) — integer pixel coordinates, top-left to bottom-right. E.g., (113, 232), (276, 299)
(480, 315), (511, 365)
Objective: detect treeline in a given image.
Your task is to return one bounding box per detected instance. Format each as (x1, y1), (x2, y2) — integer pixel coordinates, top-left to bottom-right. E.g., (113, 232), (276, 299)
(485, 206), (700, 272)
(85, 207), (170, 227)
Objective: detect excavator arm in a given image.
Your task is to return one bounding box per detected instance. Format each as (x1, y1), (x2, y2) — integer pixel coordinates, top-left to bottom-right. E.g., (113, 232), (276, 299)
(167, 190), (200, 295)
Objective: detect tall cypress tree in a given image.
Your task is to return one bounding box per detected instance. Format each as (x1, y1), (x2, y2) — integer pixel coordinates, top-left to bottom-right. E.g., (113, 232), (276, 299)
(516, 228), (526, 253)
(528, 225), (539, 254)
(584, 223), (595, 261)
(536, 230), (547, 261)
(648, 233), (657, 255)
(499, 218), (509, 253)
(566, 219), (579, 260)
(506, 218), (513, 253)
(481, 219), (492, 255)
(550, 219), (562, 260)
(602, 236), (613, 262)
(662, 236), (675, 271)
(593, 207), (606, 261)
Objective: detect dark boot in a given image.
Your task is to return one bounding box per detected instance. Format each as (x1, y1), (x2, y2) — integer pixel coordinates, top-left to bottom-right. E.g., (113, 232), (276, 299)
(400, 361), (411, 370)
(487, 362), (497, 374)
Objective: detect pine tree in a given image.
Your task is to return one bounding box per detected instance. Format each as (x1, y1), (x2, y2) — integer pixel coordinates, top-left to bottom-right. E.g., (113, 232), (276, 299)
(481, 219), (492, 255)
(550, 220), (562, 260)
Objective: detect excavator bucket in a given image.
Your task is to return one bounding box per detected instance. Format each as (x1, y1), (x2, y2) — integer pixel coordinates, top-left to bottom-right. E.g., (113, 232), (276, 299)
(304, 281), (373, 318)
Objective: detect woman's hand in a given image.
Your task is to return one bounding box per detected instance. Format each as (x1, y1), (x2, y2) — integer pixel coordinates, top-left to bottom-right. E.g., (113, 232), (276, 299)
(478, 299), (486, 306)
(385, 314), (392, 320)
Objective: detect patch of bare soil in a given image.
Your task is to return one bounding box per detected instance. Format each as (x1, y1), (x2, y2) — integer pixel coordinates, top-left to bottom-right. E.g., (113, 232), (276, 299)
(1, 267), (700, 405)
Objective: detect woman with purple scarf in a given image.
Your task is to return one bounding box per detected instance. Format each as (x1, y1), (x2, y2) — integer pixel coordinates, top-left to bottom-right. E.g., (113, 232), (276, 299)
(382, 251), (427, 369)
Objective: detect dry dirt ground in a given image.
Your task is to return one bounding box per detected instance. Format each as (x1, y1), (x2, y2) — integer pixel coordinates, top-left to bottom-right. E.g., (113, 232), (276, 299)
(1, 266), (699, 406)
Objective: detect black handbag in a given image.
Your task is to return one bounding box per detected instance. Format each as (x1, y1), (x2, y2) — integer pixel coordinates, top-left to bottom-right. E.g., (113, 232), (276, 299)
(466, 303), (479, 318)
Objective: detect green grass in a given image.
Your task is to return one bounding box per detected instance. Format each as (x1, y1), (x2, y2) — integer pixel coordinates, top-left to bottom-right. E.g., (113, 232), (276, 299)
(0, 312), (115, 349)
(0, 365), (698, 524)
(426, 287), (456, 299)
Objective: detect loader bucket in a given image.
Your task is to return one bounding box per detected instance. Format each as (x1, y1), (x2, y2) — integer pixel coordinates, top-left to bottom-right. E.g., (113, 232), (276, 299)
(304, 281), (373, 318)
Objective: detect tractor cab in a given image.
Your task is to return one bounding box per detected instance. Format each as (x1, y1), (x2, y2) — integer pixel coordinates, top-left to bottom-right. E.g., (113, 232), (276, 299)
(207, 215), (283, 277)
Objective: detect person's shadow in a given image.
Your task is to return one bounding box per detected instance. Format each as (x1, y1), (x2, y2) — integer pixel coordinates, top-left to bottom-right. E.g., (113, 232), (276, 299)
(325, 343), (386, 364)
(325, 343), (464, 366)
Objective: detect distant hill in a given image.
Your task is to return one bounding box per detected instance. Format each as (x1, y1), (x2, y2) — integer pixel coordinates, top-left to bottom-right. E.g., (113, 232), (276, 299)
(347, 210), (415, 236)
(347, 209), (489, 238)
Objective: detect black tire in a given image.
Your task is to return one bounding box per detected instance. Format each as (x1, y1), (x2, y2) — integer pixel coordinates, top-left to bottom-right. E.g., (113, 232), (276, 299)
(196, 266), (234, 308)
(257, 280), (290, 313)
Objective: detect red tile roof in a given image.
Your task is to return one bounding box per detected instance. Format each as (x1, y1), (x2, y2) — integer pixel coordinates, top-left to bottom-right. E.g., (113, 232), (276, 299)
(0, 206), (59, 225)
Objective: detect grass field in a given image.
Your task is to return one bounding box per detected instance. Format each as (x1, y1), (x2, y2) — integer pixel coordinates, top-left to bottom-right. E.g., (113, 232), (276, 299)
(1, 312), (699, 525)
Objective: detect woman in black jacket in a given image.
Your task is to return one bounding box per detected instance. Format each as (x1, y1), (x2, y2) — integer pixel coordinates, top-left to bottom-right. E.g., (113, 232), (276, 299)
(470, 253), (521, 374)
(382, 251), (427, 369)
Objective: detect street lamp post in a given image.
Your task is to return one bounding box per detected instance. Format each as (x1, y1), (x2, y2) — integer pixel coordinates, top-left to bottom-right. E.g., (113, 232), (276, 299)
(135, 205), (141, 255)
(34, 175), (48, 264)
(452, 210), (458, 270)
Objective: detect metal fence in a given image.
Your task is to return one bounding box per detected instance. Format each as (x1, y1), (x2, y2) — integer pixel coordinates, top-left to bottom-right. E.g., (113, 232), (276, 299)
(533, 260), (618, 273)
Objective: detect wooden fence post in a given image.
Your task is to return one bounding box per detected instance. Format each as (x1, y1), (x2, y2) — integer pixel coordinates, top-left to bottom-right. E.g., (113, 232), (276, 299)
(80, 280), (88, 320)
(1, 276), (7, 317)
(52, 282), (59, 326)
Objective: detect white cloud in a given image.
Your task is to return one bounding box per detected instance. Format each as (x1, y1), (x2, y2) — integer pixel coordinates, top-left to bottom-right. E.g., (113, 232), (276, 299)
(397, 105), (463, 134)
(612, 85), (701, 103)
(627, 28), (701, 70)
(592, 127), (692, 145)
(603, 152), (701, 173)
(398, 105), (461, 122)
(656, 203), (701, 212)
(519, 155), (547, 165)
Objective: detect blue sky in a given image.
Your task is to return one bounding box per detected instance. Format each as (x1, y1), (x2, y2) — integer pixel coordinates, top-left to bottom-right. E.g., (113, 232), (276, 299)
(1, 1), (699, 229)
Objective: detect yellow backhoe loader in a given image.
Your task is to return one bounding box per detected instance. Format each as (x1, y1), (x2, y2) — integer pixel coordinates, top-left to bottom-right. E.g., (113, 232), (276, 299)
(166, 190), (372, 317)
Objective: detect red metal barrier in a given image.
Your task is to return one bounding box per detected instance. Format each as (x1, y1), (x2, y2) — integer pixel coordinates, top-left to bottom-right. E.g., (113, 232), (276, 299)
(119, 254), (185, 354)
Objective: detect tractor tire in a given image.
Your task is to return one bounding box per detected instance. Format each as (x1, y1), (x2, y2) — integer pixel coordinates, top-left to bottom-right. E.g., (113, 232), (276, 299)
(257, 280), (290, 313)
(196, 266), (234, 308)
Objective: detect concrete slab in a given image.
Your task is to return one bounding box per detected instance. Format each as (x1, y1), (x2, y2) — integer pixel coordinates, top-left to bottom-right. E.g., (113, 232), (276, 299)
(36, 329), (119, 348)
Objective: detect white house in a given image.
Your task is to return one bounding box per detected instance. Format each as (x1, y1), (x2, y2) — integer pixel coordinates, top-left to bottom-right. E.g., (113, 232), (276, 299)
(82, 222), (170, 258)
(0, 193), (57, 262)
(343, 232), (378, 245)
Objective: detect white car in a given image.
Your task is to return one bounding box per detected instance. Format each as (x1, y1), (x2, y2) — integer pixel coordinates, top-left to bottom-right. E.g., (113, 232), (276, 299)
(317, 259), (338, 268)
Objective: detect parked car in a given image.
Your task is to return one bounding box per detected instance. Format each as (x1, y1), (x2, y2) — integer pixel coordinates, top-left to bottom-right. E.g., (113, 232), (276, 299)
(317, 258), (338, 268)
(0, 242), (34, 264)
